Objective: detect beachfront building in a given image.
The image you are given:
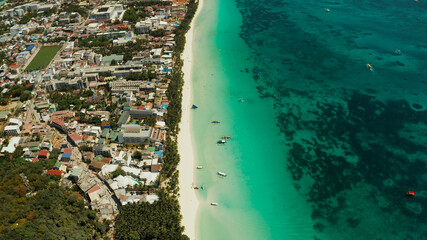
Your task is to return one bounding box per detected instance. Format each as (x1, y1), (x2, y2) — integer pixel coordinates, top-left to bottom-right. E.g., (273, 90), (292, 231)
(118, 125), (152, 144)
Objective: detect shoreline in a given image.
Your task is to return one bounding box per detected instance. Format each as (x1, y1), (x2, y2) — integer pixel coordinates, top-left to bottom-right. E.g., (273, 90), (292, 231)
(177, 0), (203, 239)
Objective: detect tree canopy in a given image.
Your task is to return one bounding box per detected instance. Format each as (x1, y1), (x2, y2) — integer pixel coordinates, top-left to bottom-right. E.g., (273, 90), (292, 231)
(115, 192), (189, 240)
(0, 156), (109, 239)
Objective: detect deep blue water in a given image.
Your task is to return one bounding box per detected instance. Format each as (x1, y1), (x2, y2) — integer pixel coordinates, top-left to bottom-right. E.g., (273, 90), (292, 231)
(233, 0), (427, 239)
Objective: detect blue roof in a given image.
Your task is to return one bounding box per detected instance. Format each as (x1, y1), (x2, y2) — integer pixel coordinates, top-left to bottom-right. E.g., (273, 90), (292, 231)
(161, 104), (168, 109)
(154, 150), (163, 159)
(26, 45), (35, 51)
(165, 67), (172, 72)
(62, 152), (72, 159)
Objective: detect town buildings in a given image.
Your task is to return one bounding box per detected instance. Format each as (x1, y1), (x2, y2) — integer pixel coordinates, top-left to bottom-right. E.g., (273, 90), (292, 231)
(0, 0), (187, 225)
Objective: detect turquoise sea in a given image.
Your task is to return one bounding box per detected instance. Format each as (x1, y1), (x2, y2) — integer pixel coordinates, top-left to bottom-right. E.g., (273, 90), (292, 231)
(191, 0), (427, 239)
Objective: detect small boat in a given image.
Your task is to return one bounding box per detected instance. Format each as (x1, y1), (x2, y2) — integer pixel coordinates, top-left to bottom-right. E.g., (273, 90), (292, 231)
(210, 202), (218, 206)
(217, 140), (227, 144)
(366, 63), (374, 71)
(194, 187), (199, 189)
(211, 121), (220, 124)
(222, 136), (232, 139)
(201, 186), (204, 190)
(325, 8), (330, 12)
(238, 97), (245, 103)
(407, 191), (415, 196)
(217, 171), (227, 177)
(197, 166), (203, 169)
(192, 105), (198, 109)
(394, 49), (402, 55)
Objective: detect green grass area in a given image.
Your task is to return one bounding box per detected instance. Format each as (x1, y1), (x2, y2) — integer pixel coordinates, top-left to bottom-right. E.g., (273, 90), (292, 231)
(25, 45), (62, 72)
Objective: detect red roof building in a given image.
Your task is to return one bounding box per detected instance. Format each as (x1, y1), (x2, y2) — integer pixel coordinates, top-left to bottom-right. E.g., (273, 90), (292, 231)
(63, 148), (73, 153)
(87, 185), (100, 194)
(38, 150), (49, 159)
(51, 118), (67, 132)
(101, 157), (112, 164)
(47, 169), (63, 176)
(151, 164), (162, 172)
(9, 63), (19, 69)
(68, 133), (82, 145)
(52, 118), (65, 127)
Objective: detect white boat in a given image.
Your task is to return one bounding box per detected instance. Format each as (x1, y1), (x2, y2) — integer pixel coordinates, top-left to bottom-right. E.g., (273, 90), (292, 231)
(325, 8), (330, 12)
(366, 63), (374, 72)
(197, 166), (203, 169)
(394, 49), (402, 55)
(217, 171), (227, 177)
(217, 140), (227, 144)
(210, 202), (218, 206)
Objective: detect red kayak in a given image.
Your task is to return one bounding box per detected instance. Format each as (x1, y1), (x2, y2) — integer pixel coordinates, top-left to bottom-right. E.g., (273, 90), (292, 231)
(407, 191), (415, 196)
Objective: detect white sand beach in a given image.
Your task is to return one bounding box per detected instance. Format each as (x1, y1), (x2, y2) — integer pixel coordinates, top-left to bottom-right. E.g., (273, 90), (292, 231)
(178, 0), (203, 239)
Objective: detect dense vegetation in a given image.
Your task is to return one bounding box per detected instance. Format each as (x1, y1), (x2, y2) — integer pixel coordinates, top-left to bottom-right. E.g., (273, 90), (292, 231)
(115, 191), (188, 240)
(114, 1), (198, 239)
(77, 36), (112, 49)
(0, 51), (14, 66)
(97, 39), (149, 62)
(62, 3), (89, 17)
(18, 12), (38, 24)
(127, 71), (157, 81)
(18, 9), (57, 24)
(0, 82), (34, 105)
(123, 8), (148, 24)
(126, 1), (172, 10)
(25, 45), (62, 72)
(0, 156), (109, 239)
(78, 37), (149, 62)
(49, 90), (94, 111)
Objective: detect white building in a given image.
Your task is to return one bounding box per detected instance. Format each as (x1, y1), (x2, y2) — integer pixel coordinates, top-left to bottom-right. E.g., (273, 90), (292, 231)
(1, 137), (21, 153)
(89, 4), (125, 21)
(20, 3), (39, 12)
(38, 4), (56, 12)
(139, 172), (160, 186)
(83, 126), (102, 137)
(64, 42), (74, 51)
(4, 125), (21, 136)
(10, 25), (21, 35)
(109, 175), (139, 190)
(135, 19), (152, 34)
(118, 125), (152, 144)
(9, 118), (23, 127)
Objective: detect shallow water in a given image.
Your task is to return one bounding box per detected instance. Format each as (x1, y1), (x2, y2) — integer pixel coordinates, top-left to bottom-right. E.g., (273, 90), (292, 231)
(192, 0), (427, 239)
